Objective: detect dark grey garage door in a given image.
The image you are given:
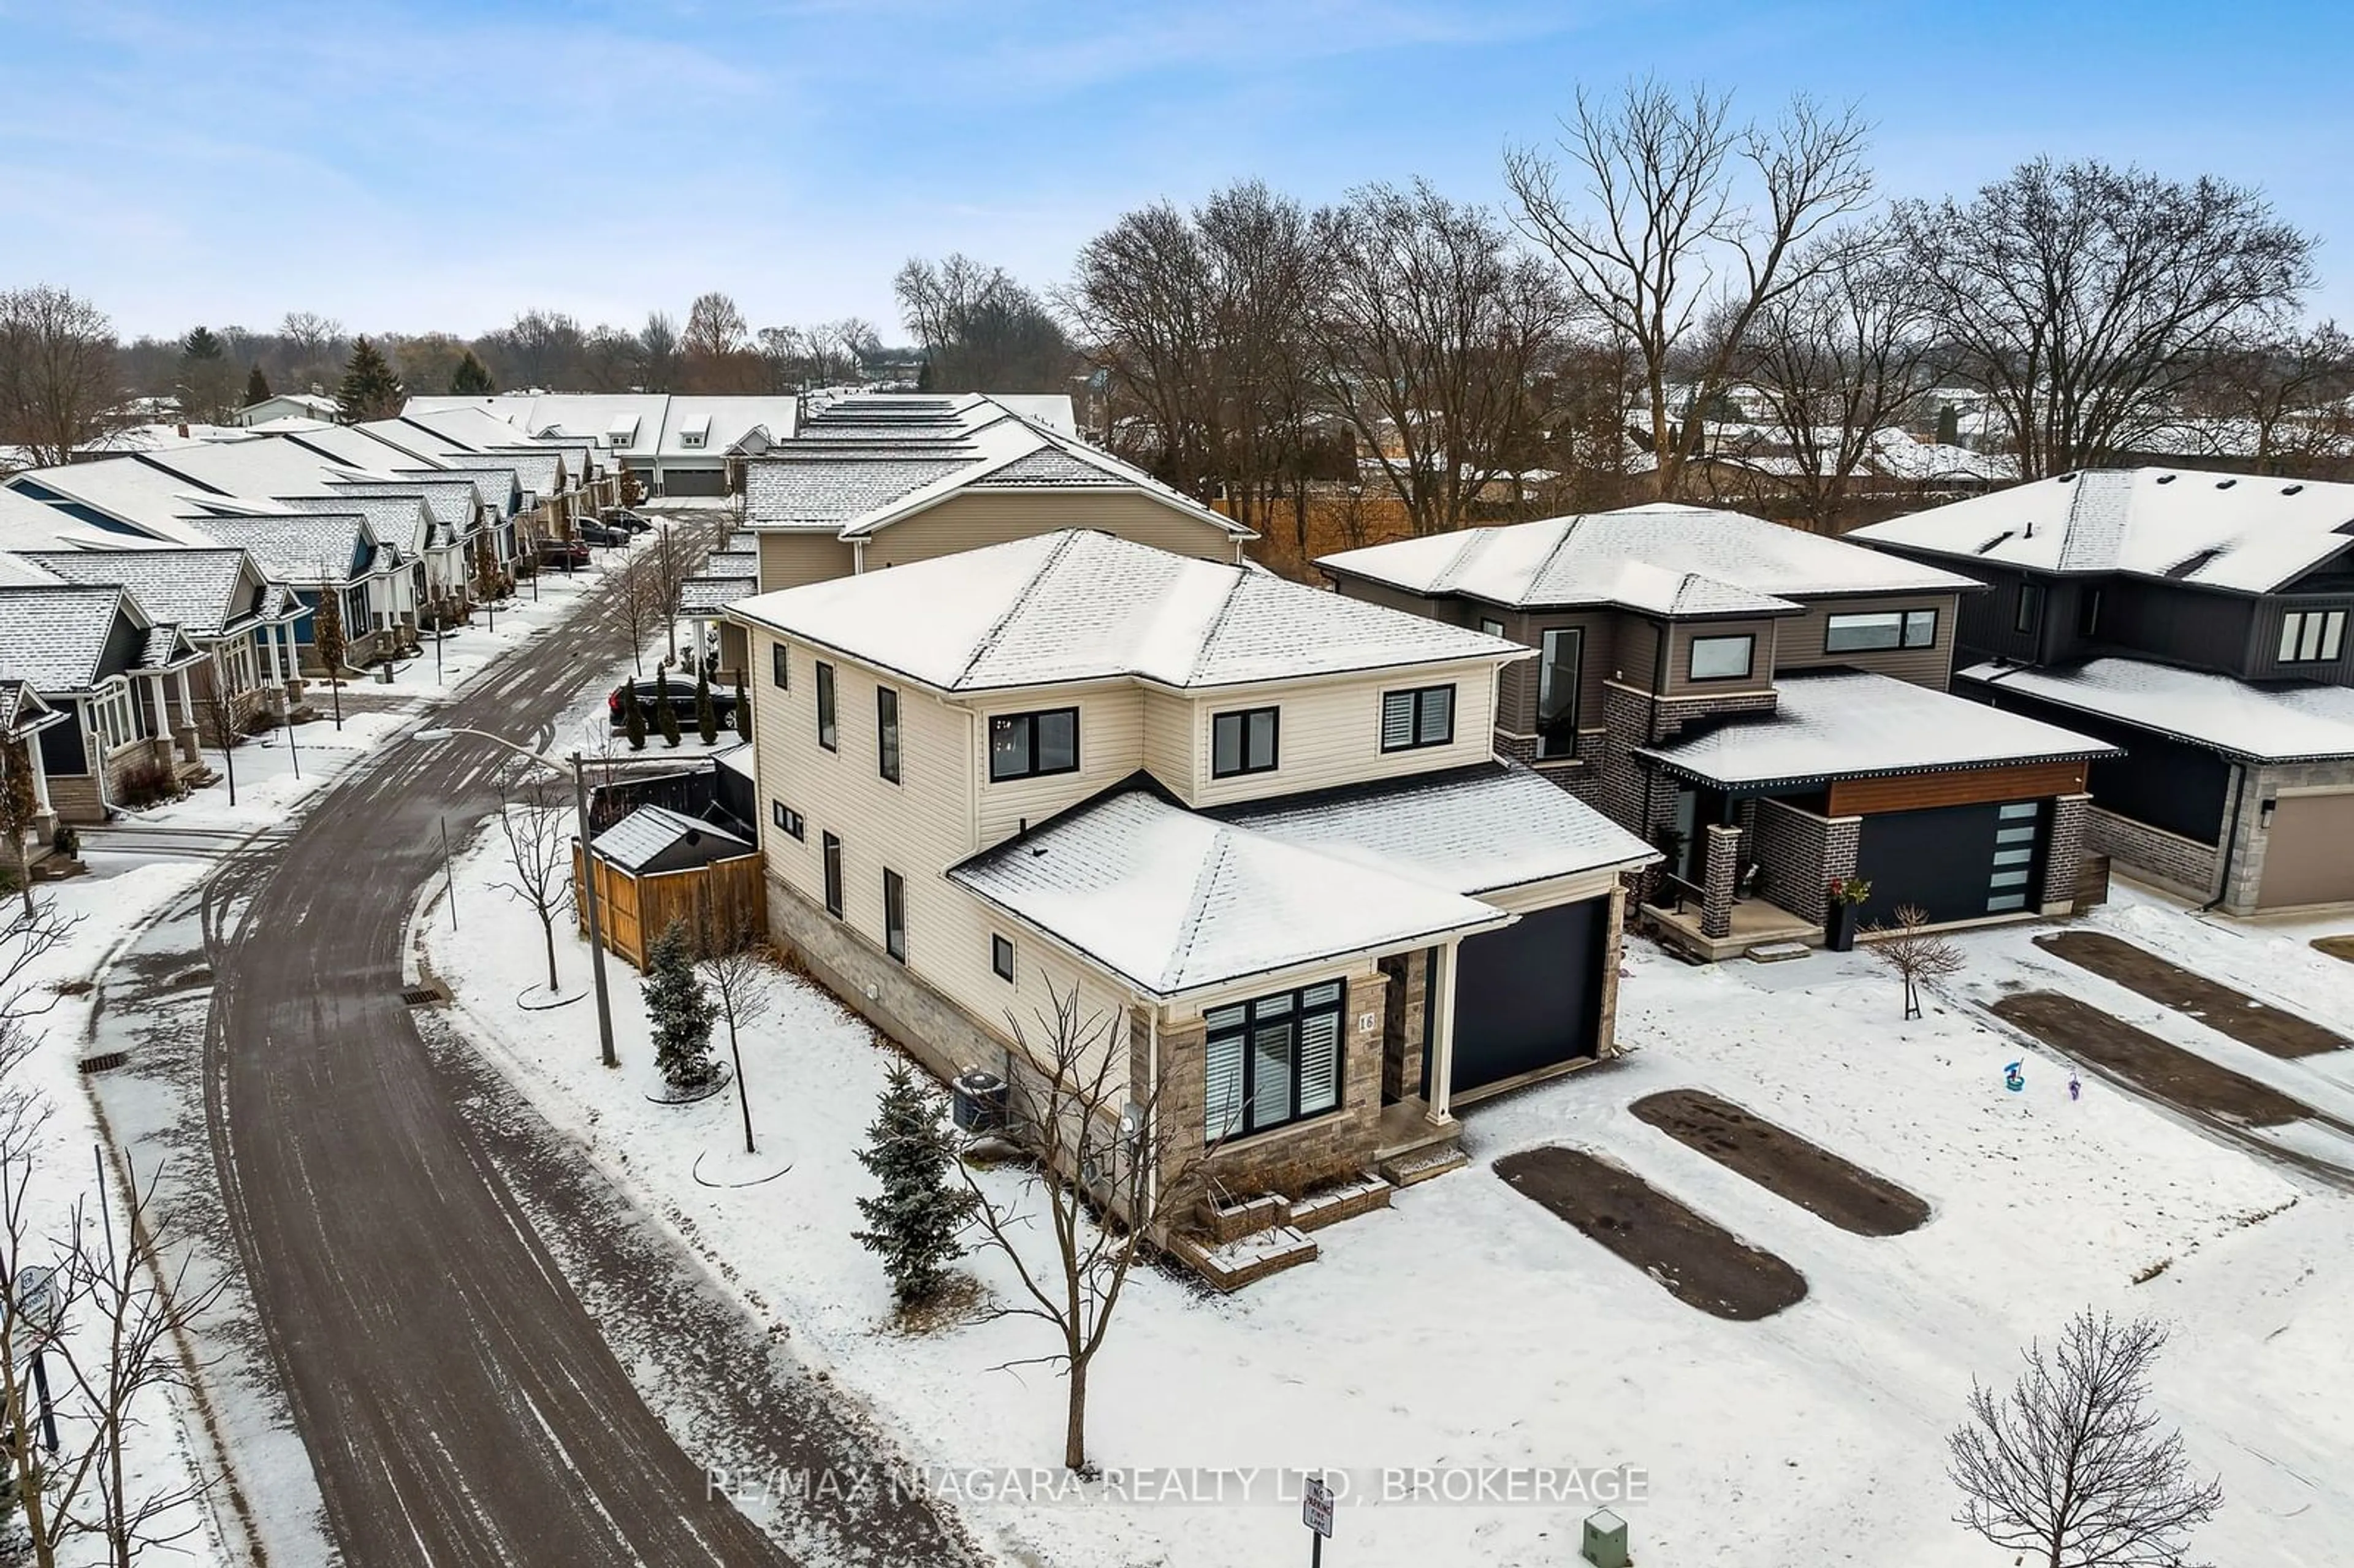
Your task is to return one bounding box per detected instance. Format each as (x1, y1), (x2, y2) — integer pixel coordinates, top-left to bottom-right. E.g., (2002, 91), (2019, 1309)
(1853, 800), (2043, 926)
(1446, 897), (1606, 1098)
(660, 466), (728, 498)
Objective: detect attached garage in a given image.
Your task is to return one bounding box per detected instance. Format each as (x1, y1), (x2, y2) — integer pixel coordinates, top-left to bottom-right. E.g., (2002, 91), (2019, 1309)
(1851, 799), (2046, 926)
(2256, 791), (2354, 908)
(657, 466), (728, 498)
(1445, 896), (1607, 1100)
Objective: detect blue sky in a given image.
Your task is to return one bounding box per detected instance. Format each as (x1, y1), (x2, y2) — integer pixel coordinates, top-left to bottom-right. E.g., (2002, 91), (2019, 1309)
(4, 0), (2351, 341)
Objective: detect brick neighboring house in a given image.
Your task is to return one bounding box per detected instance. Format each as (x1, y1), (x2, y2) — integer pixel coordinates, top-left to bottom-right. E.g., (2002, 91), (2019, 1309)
(0, 584), (207, 820)
(1854, 467), (2354, 913)
(21, 548), (304, 726)
(1320, 504), (2117, 957)
(726, 530), (1656, 1286)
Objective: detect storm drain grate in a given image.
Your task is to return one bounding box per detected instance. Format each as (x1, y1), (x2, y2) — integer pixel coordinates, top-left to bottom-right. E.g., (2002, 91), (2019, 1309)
(77, 1051), (129, 1075)
(400, 985), (446, 1008)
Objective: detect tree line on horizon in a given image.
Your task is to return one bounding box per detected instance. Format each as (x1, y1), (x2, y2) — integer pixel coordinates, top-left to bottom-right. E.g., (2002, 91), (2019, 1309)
(4, 79), (2348, 541)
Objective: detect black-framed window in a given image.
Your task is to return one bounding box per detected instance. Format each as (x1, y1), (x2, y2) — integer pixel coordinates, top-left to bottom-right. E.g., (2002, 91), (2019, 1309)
(2014, 581), (2043, 634)
(1537, 627), (1582, 759)
(1478, 617), (1505, 637)
(1211, 706), (1279, 778)
(1203, 980), (1344, 1143)
(821, 832), (844, 917)
(1824, 609), (1937, 653)
(770, 641), (789, 689)
(1379, 685), (1454, 752)
(883, 869), (907, 962)
(2077, 590), (2102, 638)
(988, 707), (1079, 782)
(815, 662), (837, 751)
(991, 934), (1015, 983)
(772, 800), (804, 840)
(1686, 634), (1754, 682)
(2279, 609), (2347, 664)
(877, 686), (901, 783)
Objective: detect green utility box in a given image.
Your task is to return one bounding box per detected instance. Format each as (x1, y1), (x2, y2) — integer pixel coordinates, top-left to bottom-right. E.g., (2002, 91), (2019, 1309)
(1582, 1507), (1630, 1568)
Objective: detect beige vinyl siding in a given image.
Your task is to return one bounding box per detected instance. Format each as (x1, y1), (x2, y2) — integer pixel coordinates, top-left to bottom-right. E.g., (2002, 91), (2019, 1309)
(1141, 688), (1195, 798)
(1663, 618), (1780, 696)
(756, 531), (856, 592)
(973, 686), (1145, 846)
(1773, 592), (1960, 688)
(1189, 661), (1501, 809)
(861, 490), (1243, 569)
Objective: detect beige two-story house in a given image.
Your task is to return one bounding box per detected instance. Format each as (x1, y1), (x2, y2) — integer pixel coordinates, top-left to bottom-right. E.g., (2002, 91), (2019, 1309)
(727, 530), (1656, 1287)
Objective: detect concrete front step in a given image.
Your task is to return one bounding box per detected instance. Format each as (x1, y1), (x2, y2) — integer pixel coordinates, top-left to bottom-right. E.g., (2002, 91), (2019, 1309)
(1171, 1225), (1320, 1292)
(1377, 1144), (1468, 1187)
(1745, 940), (1815, 964)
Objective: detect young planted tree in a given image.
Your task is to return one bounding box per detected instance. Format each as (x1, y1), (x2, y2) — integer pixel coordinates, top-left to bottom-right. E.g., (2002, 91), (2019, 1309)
(653, 667), (682, 748)
(1868, 903), (1967, 1020)
(733, 673), (750, 742)
(310, 580), (347, 733)
(1949, 1309), (2223, 1568)
(492, 777), (571, 996)
(693, 897), (772, 1155)
(190, 659), (241, 810)
(643, 921), (720, 1095)
(334, 335), (404, 423)
(622, 683), (647, 752)
(0, 739), (39, 918)
(693, 668), (717, 746)
(956, 981), (1209, 1472)
(855, 1065), (975, 1309)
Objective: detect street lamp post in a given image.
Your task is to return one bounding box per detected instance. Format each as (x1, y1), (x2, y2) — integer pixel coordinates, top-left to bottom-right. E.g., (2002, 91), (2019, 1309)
(413, 725), (652, 1068)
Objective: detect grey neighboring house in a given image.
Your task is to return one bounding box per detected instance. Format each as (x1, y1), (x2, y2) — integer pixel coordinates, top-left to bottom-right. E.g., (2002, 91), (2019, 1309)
(0, 584), (205, 821)
(23, 548), (303, 725)
(192, 513), (405, 672)
(1855, 466), (2354, 913)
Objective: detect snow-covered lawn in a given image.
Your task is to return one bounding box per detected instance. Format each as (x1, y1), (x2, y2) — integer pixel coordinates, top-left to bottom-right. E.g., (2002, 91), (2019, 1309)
(422, 821), (2354, 1568)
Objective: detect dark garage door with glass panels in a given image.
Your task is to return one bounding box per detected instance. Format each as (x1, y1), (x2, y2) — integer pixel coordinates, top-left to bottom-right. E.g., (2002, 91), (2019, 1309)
(1446, 897), (1606, 1099)
(1852, 800), (2044, 927)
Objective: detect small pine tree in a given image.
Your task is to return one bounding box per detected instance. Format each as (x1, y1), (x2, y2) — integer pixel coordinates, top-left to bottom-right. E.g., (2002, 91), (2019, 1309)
(623, 685), (647, 751)
(853, 1064), (975, 1307)
(245, 363), (271, 405)
(733, 673), (750, 741)
(450, 349), (497, 396)
(654, 666), (681, 748)
(644, 922), (720, 1094)
(694, 668), (717, 745)
(335, 335), (404, 422)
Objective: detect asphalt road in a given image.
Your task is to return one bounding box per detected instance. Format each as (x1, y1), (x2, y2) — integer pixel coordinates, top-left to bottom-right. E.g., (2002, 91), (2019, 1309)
(188, 524), (960, 1566)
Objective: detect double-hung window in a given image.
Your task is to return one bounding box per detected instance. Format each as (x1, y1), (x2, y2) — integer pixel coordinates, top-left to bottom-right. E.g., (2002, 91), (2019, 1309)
(1211, 707), (1279, 778)
(2279, 609), (2347, 664)
(877, 687), (901, 783)
(815, 662), (837, 751)
(1823, 609), (1938, 653)
(882, 869), (907, 962)
(1537, 627), (1582, 759)
(1686, 634), (1754, 682)
(770, 641), (790, 689)
(1379, 685), (1454, 752)
(988, 708), (1079, 782)
(821, 832), (844, 917)
(1203, 981), (1345, 1143)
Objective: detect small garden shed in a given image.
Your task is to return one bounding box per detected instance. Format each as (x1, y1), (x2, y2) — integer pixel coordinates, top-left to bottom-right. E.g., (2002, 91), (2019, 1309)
(573, 805), (763, 970)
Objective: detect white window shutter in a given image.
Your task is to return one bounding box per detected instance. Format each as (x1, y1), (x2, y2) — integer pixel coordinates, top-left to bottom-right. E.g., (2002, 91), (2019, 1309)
(1205, 1031), (1244, 1142)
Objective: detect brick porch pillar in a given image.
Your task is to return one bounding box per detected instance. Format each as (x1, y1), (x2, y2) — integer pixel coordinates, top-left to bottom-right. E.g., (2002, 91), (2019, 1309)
(2038, 793), (2092, 913)
(1701, 823), (1742, 940)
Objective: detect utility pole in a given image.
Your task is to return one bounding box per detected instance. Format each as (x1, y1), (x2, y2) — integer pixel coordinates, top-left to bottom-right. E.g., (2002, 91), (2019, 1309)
(572, 753), (618, 1068)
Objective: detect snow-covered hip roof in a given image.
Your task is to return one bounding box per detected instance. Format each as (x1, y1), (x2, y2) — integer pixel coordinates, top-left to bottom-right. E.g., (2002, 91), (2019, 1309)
(1962, 657), (2354, 763)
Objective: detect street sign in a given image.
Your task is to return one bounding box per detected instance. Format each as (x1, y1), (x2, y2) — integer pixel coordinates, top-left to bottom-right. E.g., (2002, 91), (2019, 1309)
(13, 1266), (57, 1331)
(1303, 1474), (1334, 1539)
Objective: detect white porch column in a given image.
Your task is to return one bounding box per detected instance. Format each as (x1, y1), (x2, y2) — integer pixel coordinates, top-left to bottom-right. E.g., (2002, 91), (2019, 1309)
(26, 744), (50, 817)
(1426, 942), (1461, 1122)
(175, 666), (194, 720)
(145, 675), (169, 740)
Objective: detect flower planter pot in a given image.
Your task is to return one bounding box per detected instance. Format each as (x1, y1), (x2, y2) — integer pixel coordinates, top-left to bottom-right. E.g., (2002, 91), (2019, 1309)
(1826, 900), (1861, 953)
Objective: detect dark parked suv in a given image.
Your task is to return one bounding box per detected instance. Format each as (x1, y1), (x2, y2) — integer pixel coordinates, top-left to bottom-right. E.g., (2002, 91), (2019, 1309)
(608, 674), (741, 733)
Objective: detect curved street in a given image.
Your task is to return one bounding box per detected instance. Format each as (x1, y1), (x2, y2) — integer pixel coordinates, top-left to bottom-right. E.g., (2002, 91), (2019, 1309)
(169, 527), (963, 1565)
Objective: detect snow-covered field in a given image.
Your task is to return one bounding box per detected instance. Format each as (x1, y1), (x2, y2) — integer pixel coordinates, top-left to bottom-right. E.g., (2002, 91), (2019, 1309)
(422, 820), (2354, 1568)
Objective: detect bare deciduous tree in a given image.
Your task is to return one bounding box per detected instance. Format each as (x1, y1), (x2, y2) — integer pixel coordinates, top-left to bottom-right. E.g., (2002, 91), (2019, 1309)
(1895, 157), (2315, 478)
(492, 774), (571, 996)
(693, 896), (772, 1157)
(0, 286), (120, 468)
(1507, 79), (1873, 501)
(0, 737), (41, 919)
(1867, 903), (1965, 1019)
(894, 255), (1072, 394)
(955, 981), (1208, 1474)
(1949, 1309), (2223, 1568)
(189, 661), (242, 812)
(2174, 320), (2354, 476)
(1312, 181), (1573, 536)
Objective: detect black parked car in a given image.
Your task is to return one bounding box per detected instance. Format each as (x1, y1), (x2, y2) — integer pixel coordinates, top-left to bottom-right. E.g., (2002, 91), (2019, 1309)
(608, 673), (742, 733)
(576, 520), (631, 547)
(600, 508), (654, 534)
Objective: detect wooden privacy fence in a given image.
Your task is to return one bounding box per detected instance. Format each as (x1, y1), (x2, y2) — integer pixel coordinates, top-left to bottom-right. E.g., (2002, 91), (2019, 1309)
(571, 844), (766, 972)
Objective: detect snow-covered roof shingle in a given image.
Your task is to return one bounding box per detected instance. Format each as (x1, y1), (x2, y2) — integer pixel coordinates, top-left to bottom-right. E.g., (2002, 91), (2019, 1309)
(1851, 468), (2354, 595)
(729, 530), (1523, 694)
(0, 585), (138, 692)
(1962, 658), (2354, 762)
(1638, 669), (2117, 788)
(21, 549), (264, 637)
(588, 805), (753, 875)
